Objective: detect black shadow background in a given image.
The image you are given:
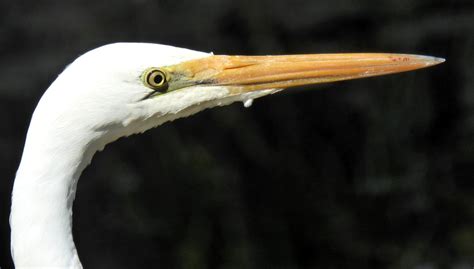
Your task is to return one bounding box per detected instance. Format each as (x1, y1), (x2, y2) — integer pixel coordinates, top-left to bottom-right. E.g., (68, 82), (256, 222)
(0, 0), (473, 268)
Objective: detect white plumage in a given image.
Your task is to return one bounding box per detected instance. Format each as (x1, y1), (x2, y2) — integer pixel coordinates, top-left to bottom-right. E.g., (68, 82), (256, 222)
(10, 43), (443, 268)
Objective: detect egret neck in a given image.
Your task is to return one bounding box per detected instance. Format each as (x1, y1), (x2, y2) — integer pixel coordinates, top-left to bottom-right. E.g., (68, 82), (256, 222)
(10, 88), (104, 268)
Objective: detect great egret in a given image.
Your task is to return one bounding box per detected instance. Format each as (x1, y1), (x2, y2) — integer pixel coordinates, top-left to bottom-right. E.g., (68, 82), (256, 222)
(10, 43), (443, 268)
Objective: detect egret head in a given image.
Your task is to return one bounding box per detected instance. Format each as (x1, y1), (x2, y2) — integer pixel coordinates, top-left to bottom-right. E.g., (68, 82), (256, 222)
(11, 42), (444, 268)
(39, 43), (443, 145)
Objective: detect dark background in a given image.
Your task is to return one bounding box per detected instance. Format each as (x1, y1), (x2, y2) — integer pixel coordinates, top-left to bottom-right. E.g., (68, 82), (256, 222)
(0, 0), (473, 268)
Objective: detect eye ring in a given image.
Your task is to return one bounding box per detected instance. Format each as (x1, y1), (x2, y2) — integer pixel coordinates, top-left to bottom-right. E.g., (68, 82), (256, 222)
(143, 68), (168, 90)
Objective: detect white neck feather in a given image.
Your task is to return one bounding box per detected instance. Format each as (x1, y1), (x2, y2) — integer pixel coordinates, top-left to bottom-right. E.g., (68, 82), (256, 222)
(9, 85), (278, 268)
(10, 95), (100, 269)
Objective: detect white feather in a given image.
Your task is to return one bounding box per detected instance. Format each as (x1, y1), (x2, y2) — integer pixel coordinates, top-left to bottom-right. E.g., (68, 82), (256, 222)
(10, 43), (278, 268)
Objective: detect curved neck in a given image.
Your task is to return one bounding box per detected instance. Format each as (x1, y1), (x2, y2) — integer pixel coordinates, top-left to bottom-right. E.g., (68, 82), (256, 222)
(10, 108), (99, 268)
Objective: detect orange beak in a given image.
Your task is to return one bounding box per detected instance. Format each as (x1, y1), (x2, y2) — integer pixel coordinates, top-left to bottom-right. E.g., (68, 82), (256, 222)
(166, 53), (444, 94)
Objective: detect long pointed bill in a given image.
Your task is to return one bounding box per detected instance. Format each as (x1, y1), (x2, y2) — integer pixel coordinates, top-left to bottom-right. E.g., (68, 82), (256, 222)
(166, 53), (444, 94)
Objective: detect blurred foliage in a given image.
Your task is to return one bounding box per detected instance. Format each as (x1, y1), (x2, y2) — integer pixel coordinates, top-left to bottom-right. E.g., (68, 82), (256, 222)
(0, 0), (473, 268)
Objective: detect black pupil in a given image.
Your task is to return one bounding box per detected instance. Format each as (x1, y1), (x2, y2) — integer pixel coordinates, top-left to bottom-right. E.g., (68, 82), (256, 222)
(152, 72), (164, 85)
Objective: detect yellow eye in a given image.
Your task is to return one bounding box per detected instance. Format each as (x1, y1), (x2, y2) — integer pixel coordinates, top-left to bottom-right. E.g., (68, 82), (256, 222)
(143, 68), (168, 90)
